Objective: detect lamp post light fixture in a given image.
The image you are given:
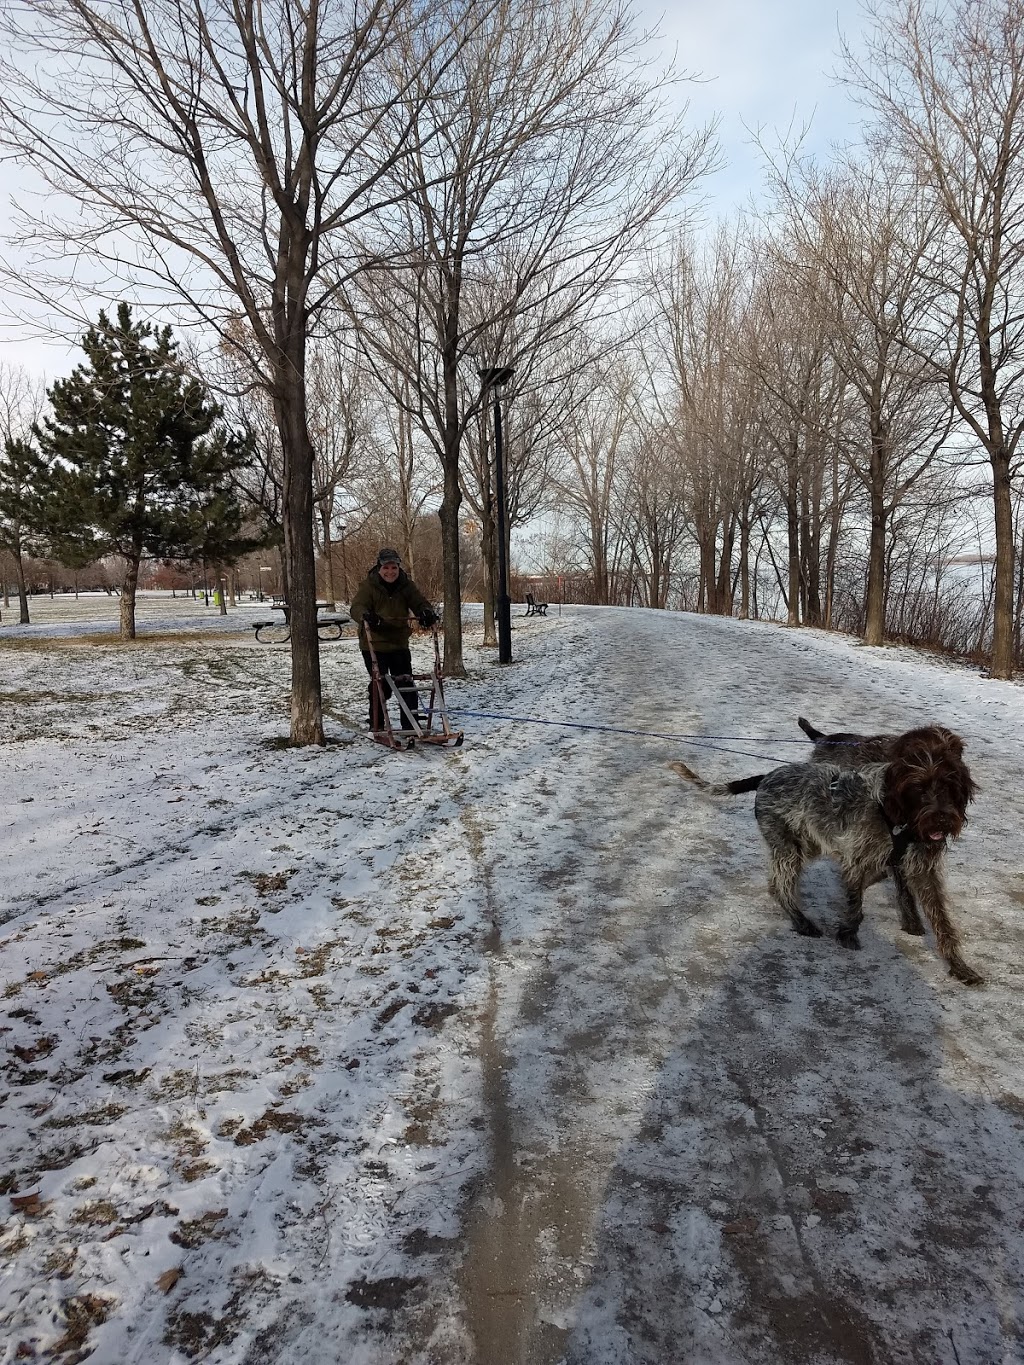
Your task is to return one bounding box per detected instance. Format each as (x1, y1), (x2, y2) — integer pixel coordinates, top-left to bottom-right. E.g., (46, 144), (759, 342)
(478, 365), (514, 664)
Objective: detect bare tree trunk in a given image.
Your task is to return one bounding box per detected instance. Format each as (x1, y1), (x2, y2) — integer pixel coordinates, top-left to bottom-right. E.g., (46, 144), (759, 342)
(786, 439), (801, 626)
(480, 502), (497, 647)
(738, 510), (751, 619)
(277, 377), (324, 746)
(439, 307), (466, 677)
(716, 513), (736, 614)
(989, 445), (1015, 676)
(14, 547), (29, 624)
(864, 416), (888, 646)
(120, 553), (140, 640)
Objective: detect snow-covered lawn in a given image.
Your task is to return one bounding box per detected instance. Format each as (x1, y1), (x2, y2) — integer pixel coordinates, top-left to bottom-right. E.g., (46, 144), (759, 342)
(1, 598), (1022, 1364)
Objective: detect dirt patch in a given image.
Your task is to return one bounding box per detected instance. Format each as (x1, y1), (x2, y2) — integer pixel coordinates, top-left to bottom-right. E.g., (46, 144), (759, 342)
(48, 1292), (114, 1360)
(345, 1276), (422, 1311)
(232, 1109), (312, 1147)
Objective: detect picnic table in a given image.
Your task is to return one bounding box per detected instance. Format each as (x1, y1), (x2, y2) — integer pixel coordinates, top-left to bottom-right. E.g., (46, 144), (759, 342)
(251, 602), (350, 643)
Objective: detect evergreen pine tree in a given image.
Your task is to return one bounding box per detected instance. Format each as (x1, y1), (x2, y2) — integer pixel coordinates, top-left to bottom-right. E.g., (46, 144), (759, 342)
(33, 304), (248, 638)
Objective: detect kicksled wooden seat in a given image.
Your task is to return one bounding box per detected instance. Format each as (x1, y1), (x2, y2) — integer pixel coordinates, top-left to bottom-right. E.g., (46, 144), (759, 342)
(524, 592), (548, 617)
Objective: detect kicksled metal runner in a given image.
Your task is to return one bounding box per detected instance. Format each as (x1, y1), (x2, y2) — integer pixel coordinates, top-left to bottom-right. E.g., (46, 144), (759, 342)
(364, 622), (464, 751)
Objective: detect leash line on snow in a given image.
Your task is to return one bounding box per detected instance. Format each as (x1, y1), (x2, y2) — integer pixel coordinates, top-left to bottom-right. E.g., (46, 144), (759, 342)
(443, 708), (860, 764)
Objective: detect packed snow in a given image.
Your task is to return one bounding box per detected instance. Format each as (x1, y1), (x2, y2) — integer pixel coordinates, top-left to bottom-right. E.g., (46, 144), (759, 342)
(1, 595), (1022, 1364)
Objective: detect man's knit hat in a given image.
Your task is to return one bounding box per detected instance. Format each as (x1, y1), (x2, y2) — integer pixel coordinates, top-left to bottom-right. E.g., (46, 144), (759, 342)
(376, 547), (402, 566)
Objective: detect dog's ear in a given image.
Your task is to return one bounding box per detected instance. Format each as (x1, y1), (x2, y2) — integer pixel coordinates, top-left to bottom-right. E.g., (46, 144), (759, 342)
(881, 762), (913, 828)
(935, 727), (965, 759)
(950, 762), (979, 814)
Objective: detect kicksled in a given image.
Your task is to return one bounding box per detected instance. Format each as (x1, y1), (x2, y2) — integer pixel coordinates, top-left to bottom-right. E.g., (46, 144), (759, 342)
(365, 624), (464, 751)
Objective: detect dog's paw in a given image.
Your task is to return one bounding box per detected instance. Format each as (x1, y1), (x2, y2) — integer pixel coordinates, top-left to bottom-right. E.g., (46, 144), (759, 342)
(950, 961), (985, 986)
(837, 930), (862, 950)
(792, 917), (822, 938)
(899, 919), (926, 936)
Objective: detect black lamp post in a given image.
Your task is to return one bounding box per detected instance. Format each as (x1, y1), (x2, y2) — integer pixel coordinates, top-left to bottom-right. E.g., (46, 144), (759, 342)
(478, 365), (514, 664)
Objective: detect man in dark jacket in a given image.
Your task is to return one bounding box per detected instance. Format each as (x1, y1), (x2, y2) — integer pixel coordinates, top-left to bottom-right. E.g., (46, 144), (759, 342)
(349, 547), (439, 730)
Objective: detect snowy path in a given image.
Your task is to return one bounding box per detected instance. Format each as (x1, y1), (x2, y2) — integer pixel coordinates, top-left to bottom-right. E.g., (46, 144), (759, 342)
(444, 610), (1024, 1365)
(1, 604), (1022, 1363)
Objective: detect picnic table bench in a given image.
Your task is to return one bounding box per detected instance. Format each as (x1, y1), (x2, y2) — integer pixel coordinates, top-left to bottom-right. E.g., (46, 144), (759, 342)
(251, 602), (351, 643)
(524, 591), (548, 617)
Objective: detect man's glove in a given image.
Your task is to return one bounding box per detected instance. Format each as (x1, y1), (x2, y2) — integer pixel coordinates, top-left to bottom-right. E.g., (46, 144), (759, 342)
(418, 608), (439, 629)
(362, 608), (382, 629)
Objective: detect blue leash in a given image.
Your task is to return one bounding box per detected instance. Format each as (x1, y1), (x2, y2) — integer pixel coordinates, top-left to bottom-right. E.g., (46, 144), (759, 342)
(443, 707), (855, 765)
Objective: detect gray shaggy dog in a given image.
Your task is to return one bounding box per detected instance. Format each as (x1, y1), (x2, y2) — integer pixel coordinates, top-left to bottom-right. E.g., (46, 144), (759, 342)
(670, 723), (982, 986)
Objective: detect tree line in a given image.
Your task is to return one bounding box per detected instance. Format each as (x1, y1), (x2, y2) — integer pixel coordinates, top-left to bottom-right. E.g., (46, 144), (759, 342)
(1, 0), (1023, 745)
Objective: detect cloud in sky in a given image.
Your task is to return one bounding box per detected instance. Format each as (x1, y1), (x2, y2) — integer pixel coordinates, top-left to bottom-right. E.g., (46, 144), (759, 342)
(637, 0), (870, 212)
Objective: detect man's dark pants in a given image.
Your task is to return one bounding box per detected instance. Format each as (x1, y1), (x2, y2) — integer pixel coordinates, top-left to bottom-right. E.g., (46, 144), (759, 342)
(361, 647), (418, 729)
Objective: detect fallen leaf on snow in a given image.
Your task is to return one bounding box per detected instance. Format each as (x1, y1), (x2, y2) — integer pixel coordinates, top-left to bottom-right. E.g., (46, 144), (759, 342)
(11, 1192), (45, 1216)
(156, 1268), (183, 1294)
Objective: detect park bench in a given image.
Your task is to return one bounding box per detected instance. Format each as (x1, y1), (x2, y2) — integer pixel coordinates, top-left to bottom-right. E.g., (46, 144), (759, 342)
(524, 592), (548, 617)
(252, 603), (351, 643)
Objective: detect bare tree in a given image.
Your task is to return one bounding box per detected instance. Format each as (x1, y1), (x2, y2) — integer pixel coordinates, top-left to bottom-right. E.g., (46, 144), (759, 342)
(553, 360), (641, 606)
(349, 0), (716, 672)
(652, 228), (774, 617)
(307, 338), (372, 607)
(0, 0), (489, 742)
(744, 242), (848, 626)
(767, 148), (955, 644)
(844, 0), (1024, 677)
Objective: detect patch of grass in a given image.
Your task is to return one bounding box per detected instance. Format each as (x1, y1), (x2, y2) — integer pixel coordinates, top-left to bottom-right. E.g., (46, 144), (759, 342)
(178, 1159), (217, 1184)
(295, 940), (341, 978)
(151, 1067), (251, 1101)
(1, 1223), (32, 1256)
(241, 870), (296, 896)
(150, 1069), (200, 1101)
(163, 1307), (238, 1358)
(43, 1245), (79, 1279)
(71, 1200), (120, 1226)
(46, 1293), (114, 1361)
(163, 1117), (208, 1159)
(232, 1109), (312, 1147)
(43, 1103), (126, 1129)
(0, 689), (98, 705)
(193, 907), (271, 951)
(169, 1208), (231, 1250)
(277, 1071), (312, 1098)
(35, 1141), (89, 1174)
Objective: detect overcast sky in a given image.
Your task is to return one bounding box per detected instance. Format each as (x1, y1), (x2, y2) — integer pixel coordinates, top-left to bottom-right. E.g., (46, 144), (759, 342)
(639, 0), (868, 212)
(0, 0), (868, 383)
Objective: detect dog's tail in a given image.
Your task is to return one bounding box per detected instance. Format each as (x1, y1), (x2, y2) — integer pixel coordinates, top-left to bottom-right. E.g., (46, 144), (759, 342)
(668, 760), (767, 796)
(798, 716), (825, 742)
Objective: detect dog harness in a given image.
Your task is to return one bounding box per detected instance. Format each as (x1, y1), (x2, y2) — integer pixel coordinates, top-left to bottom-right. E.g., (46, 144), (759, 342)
(880, 809), (915, 865)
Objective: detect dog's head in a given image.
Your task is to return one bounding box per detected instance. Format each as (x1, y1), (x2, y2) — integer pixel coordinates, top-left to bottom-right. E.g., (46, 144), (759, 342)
(881, 726), (977, 843)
